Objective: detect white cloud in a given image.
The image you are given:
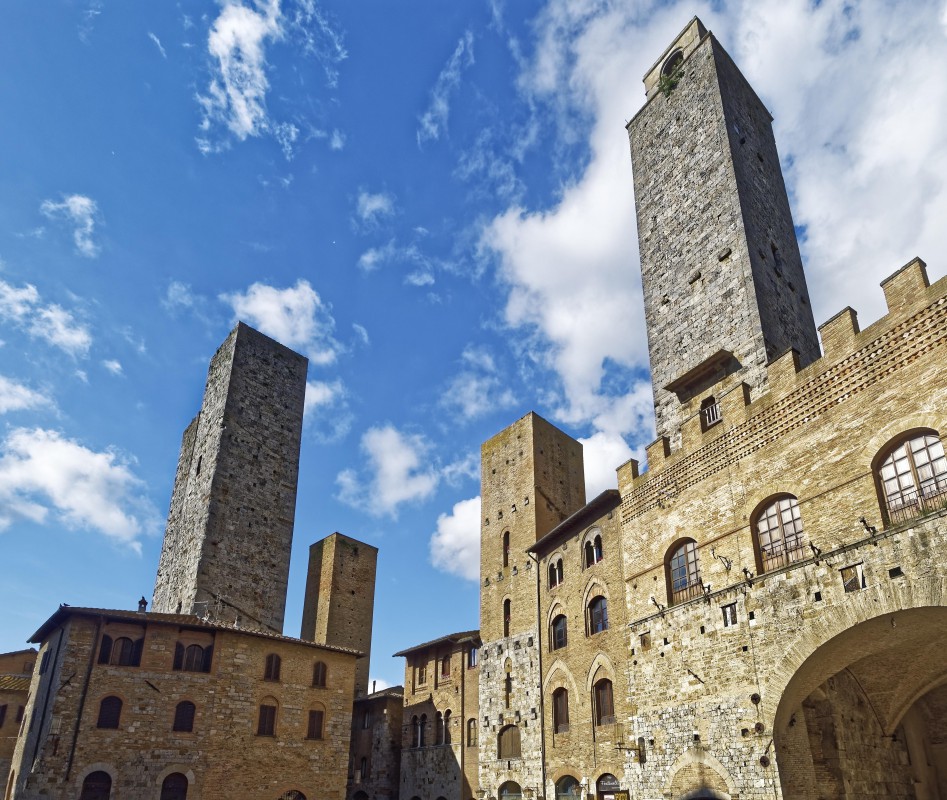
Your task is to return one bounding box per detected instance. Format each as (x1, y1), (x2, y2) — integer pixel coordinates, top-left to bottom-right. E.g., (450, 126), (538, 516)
(352, 323), (370, 346)
(440, 345), (517, 421)
(429, 495), (481, 581)
(0, 427), (158, 550)
(0, 375), (52, 415)
(102, 359), (123, 376)
(162, 280), (198, 312)
(40, 194), (101, 257)
(356, 191), (395, 225)
(417, 30), (475, 146)
(337, 425), (439, 518)
(0, 279), (91, 357)
(221, 279), (340, 365)
(304, 378), (351, 441)
(329, 129), (346, 150)
(148, 31), (167, 58)
(196, 0), (347, 158)
(357, 241), (397, 273)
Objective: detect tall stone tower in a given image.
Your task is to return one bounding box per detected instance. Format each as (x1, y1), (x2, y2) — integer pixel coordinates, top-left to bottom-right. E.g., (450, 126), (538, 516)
(478, 412), (586, 794)
(152, 322), (308, 634)
(627, 17), (819, 445)
(300, 532), (377, 697)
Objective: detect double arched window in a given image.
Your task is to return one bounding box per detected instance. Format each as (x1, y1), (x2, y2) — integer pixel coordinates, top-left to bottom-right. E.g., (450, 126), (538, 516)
(552, 687), (569, 733)
(667, 539), (701, 604)
(550, 615), (567, 650)
(876, 431), (947, 525)
(548, 558), (564, 588)
(411, 714), (427, 747)
(584, 533), (603, 567)
(754, 495), (807, 573)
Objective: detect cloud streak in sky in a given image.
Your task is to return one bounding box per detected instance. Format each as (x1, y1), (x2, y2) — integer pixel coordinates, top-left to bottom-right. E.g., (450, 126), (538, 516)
(40, 194), (101, 257)
(417, 30), (475, 147)
(0, 279), (91, 357)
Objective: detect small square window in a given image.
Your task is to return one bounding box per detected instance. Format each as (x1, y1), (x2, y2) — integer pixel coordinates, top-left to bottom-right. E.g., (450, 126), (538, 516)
(840, 564), (866, 593)
(722, 603), (737, 627)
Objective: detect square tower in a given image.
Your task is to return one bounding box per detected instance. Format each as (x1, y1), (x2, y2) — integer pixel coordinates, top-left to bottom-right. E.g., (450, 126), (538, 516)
(478, 412), (586, 794)
(152, 322), (308, 634)
(628, 18), (820, 445)
(301, 532), (378, 697)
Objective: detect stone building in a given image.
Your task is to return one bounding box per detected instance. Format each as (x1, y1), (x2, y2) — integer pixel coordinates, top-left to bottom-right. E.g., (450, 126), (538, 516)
(395, 631), (481, 800)
(346, 685), (404, 800)
(7, 606), (359, 800)
(5, 324), (378, 800)
(0, 650), (35, 791)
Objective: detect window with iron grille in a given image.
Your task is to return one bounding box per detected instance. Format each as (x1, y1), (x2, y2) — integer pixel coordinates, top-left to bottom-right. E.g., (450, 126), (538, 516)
(668, 540), (701, 604)
(877, 433), (947, 525)
(755, 496), (807, 573)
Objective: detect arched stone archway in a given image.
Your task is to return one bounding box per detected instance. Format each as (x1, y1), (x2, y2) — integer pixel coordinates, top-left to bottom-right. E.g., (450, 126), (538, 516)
(664, 749), (734, 800)
(773, 606), (947, 798)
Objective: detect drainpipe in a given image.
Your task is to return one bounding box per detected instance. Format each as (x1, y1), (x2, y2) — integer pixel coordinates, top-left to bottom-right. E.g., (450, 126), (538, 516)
(527, 551), (547, 798)
(65, 616), (103, 781)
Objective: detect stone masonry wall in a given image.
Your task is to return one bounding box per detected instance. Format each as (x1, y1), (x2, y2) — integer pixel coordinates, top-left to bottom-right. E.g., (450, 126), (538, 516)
(152, 322), (308, 634)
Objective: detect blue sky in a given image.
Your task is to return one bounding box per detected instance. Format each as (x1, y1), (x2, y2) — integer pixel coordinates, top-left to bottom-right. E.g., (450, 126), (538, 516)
(1, 0), (946, 688)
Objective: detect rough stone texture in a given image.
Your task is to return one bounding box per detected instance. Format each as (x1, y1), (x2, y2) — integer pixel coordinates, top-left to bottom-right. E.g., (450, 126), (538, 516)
(347, 686), (404, 800)
(301, 533), (378, 697)
(152, 322), (308, 635)
(479, 413), (586, 797)
(397, 633), (480, 800)
(616, 256), (947, 798)
(528, 493), (630, 797)
(8, 609), (358, 800)
(628, 19), (819, 447)
(0, 650), (35, 795)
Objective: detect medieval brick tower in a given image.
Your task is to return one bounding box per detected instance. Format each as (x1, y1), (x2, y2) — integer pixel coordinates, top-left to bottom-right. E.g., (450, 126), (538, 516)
(628, 18), (820, 445)
(478, 412), (586, 793)
(152, 322), (308, 634)
(301, 532), (378, 697)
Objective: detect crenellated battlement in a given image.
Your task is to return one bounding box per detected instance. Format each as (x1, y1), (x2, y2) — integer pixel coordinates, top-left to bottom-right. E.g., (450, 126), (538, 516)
(619, 257), (947, 521)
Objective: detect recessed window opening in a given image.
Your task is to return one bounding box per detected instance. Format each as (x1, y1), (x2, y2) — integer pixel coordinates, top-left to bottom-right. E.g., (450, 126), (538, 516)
(755, 495), (807, 573)
(172, 700), (195, 732)
(584, 534), (603, 567)
(550, 615), (567, 650)
(876, 431), (947, 525)
(662, 49), (683, 77)
(588, 596), (608, 635)
(667, 539), (701, 605)
(722, 603), (737, 627)
(552, 687), (569, 733)
(502, 531), (510, 568)
(548, 558), (564, 588)
(503, 599), (511, 638)
(841, 563), (866, 593)
(594, 679), (615, 726)
(700, 396), (722, 430)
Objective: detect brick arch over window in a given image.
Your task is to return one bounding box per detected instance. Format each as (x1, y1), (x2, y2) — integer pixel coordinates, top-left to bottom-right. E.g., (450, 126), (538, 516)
(752, 494), (807, 573)
(666, 538), (701, 605)
(79, 770), (112, 800)
(872, 428), (947, 526)
(160, 772), (189, 800)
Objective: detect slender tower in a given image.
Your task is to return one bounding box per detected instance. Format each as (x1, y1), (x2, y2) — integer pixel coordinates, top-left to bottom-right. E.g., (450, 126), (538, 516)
(478, 412), (586, 795)
(300, 532), (378, 697)
(152, 322), (308, 634)
(627, 18), (819, 446)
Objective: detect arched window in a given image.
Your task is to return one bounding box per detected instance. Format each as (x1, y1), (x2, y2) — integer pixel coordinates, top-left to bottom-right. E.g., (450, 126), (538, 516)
(876, 431), (947, 525)
(96, 696), (122, 729)
(550, 615), (567, 650)
(584, 534), (603, 567)
(594, 678), (614, 725)
(419, 714), (427, 747)
(443, 709), (452, 744)
(79, 771), (112, 800)
(411, 715), (420, 748)
(467, 717), (477, 747)
(596, 775), (619, 799)
(160, 773), (188, 800)
(499, 781), (522, 800)
(307, 707), (324, 740)
(552, 687), (569, 733)
(754, 495), (806, 572)
(555, 776), (580, 800)
(257, 700), (278, 736)
(264, 653), (281, 681)
(174, 643), (212, 673)
(435, 711), (444, 744)
(700, 395), (722, 430)
(588, 596), (608, 635)
(497, 726), (521, 759)
(172, 701), (195, 732)
(667, 539), (701, 604)
(359, 757), (368, 780)
(503, 531), (510, 567)
(549, 558), (563, 588)
(278, 792), (306, 800)
(312, 661), (327, 687)
(503, 598), (511, 637)
(100, 635), (142, 667)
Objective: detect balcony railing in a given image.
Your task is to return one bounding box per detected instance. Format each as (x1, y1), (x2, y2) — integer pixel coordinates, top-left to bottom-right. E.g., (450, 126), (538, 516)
(760, 542), (809, 573)
(886, 478), (947, 525)
(670, 581), (704, 605)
